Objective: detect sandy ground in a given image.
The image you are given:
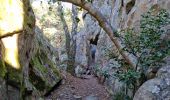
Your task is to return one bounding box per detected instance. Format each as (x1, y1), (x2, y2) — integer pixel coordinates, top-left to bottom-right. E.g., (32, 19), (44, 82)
(46, 72), (111, 100)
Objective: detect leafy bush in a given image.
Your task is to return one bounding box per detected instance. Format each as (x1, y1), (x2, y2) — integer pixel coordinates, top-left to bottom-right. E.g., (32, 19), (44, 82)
(115, 69), (140, 89)
(114, 8), (170, 98)
(124, 8), (170, 72)
(113, 91), (132, 100)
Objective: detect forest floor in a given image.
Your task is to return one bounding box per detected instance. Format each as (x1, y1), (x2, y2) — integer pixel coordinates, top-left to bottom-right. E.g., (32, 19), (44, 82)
(46, 72), (111, 100)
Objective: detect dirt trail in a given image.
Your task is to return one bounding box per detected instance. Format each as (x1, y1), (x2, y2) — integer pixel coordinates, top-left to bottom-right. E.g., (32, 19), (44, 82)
(46, 72), (111, 100)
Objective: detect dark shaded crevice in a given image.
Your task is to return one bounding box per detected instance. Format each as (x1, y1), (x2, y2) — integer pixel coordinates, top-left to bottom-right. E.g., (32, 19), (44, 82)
(29, 63), (46, 92)
(126, 0), (136, 14)
(121, 0), (124, 7)
(89, 34), (99, 63)
(44, 79), (62, 97)
(83, 12), (88, 19)
(90, 44), (96, 60)
(4, 63), (21, 89)
(90, 33), (99, 45)
(5, 80), (20, 89)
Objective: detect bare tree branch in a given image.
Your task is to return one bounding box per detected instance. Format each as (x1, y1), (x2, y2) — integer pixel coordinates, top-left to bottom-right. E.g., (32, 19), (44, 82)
(58, 0), (136, 68)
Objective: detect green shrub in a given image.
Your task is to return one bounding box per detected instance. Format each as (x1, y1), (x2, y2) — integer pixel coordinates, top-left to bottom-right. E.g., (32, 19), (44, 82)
(114, 8), (170, 98)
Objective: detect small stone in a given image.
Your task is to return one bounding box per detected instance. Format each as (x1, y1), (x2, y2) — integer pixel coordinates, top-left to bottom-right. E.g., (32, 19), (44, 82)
(73, 95), (82, 99)
(84, 95), (98, 100)
(61, 80), (66, 85)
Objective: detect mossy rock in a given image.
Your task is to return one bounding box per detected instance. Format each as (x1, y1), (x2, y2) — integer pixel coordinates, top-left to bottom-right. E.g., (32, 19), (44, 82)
(0, 0), (24, 37)
(0, 59), (6, 78)
(29, 50), (61, 94)
(0, 45), (21, 87)
(0, 44), (7, 78)
(0, 60), (21, 90)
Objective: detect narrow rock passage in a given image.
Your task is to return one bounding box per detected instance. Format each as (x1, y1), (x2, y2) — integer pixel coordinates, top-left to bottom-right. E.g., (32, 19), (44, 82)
(46, 72), (111, 100)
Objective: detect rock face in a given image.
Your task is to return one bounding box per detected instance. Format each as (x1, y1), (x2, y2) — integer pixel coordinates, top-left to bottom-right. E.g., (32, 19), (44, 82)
(75, 0), (170, 97)
(77, 0), (170, 65)
(0, 0), (61, 99)
(133, 57), (170, 100)
(0, 78), (7, 99)
(29, 27), (61, 95)
(75, 29), (91, 67)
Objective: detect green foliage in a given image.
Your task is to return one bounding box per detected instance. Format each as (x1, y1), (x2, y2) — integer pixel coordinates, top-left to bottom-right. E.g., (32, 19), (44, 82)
(101, 68), (110, 78)
(30, 50), (61, 91)
(0, 59), (6, 78)
(93, 63), (103, 75)
(102, 45), (117, 59)
(138, 9), (170, 69)
(85, 0), (93, 3)
(123, 9), (170, 71)
(76, 17), (80, 23)
(93, 63), (110, 78)
(113, 8), (170, 98)
(113, 92), (132, 100)
(115, 69), (140, 89)
(77, 7), (83, 11)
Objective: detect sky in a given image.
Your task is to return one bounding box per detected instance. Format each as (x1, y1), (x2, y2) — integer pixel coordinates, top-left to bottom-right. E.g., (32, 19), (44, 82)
(62, 2), (72, 9)
(32, 0), (72, 9)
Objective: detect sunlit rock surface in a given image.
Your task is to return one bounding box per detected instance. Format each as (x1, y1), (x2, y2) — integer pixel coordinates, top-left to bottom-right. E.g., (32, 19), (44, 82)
(0, 0), (24, 37)
(0, 0), (61, 99)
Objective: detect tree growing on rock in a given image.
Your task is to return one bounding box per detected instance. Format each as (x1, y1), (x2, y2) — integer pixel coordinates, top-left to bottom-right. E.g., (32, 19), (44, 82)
(57, 2), (78, 75)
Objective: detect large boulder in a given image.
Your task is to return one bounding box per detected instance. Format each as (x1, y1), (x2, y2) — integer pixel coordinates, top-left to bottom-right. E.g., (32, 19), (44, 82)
(0, 0), (61, 99)
(133, 57), (170, 100)
(29, 27), (61, 95)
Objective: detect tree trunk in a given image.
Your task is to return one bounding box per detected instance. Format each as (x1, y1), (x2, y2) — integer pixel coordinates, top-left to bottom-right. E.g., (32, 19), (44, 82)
(70, 5), (78, 74)
(57, 3), (78, 75)
(57, 2), (71, 71)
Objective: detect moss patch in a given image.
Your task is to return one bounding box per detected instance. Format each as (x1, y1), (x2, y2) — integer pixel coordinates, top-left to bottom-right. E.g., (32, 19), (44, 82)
(0, 59), (6, 78)
(5, 63), (22, 86)
(29, 50), (61, 93)
(30, 55), (47, 74)
(126, 0), (136, 14)
(29, 65), (46, 91)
